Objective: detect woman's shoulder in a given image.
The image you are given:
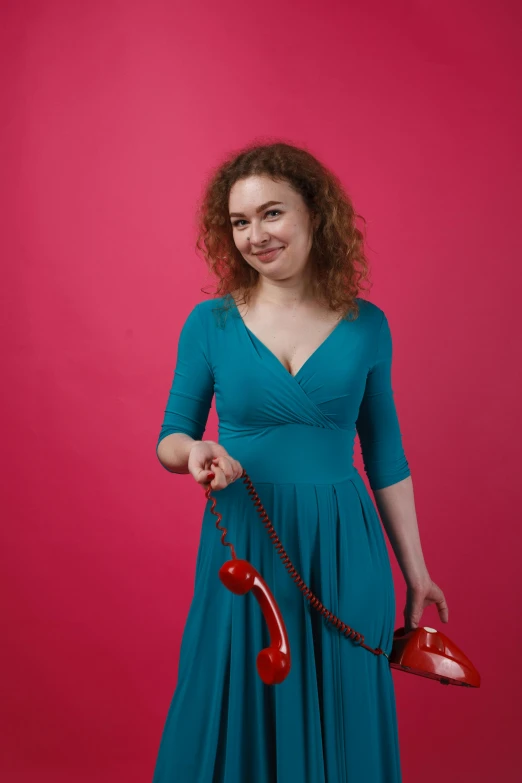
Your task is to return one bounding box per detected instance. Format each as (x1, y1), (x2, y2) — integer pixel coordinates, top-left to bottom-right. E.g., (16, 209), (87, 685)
(354, 296), (386, 326)
(192, 295), (237, 332)
(355, 296), (383, 314)
(185, 296), (226, 319)
(196, 295), (231, 309)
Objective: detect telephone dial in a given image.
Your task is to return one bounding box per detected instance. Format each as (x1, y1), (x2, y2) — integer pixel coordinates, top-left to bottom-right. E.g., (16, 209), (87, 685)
(204, 470), (480, 689)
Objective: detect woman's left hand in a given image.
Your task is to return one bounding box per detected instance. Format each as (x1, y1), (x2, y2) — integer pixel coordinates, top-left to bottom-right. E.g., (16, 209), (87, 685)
(403, 577), (449, 633)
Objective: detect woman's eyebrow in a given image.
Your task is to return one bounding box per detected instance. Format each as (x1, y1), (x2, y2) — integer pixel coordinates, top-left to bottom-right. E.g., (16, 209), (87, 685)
(229, 200), (284, 218)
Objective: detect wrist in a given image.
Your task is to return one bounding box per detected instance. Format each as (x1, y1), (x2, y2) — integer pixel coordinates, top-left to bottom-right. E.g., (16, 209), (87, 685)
(405, 569), (431, 590)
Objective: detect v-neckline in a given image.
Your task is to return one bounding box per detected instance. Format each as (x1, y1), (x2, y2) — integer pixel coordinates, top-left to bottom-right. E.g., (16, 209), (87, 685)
(229, 296), (345, 380)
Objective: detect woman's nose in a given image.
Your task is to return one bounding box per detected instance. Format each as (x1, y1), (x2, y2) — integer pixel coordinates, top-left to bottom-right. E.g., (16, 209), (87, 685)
(248, 222), (270, 245)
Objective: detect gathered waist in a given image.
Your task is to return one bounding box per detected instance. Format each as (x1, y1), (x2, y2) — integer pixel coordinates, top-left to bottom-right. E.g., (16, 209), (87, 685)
(217, 423), (358, 485)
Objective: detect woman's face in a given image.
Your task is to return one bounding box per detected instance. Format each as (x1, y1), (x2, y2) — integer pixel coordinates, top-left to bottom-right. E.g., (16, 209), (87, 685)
(228, 175), (317, 279)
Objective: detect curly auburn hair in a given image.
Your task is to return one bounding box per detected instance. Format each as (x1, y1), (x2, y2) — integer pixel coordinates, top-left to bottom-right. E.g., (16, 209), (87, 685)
(195, 138), (373, 324)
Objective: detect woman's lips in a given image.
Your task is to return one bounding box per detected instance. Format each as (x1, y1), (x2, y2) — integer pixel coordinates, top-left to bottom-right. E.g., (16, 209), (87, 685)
(255, 247), (283, 262)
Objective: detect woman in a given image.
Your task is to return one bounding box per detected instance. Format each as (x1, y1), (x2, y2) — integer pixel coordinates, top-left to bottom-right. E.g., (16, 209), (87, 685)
(153, 141), (448, 782)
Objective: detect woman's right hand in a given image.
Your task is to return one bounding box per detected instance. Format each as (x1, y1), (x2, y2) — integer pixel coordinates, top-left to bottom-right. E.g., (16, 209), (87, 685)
(188, 440), (244, 491)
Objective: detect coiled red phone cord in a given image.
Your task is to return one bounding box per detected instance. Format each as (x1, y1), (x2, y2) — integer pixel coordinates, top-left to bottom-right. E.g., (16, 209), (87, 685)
(204, 469), (388, 659)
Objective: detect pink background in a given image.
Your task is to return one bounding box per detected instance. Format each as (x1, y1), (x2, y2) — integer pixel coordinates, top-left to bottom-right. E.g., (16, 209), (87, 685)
(2, 1), (521, 781)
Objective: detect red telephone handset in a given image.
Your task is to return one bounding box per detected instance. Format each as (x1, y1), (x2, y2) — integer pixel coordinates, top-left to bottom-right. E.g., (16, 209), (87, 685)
(205, 483), (291, 685)
(219, 559), (291, 685)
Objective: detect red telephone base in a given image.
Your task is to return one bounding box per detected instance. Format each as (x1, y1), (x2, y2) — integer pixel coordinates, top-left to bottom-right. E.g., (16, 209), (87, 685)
(389, 626), (480, 687)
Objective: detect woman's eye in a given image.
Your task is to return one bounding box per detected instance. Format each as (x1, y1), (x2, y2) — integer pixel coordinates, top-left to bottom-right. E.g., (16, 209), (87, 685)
(232, 210), (281, 228)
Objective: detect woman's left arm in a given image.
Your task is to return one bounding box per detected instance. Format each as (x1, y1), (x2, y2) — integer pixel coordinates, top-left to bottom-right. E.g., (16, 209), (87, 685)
(373, 475), (427, 587)
(373, 475), (449, 631)
(357, 310), (449, 631)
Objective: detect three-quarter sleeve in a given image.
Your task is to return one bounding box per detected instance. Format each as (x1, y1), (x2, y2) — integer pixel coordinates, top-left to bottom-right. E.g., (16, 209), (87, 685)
(156, 304), (214, 457)
(356, 311), (411, 490)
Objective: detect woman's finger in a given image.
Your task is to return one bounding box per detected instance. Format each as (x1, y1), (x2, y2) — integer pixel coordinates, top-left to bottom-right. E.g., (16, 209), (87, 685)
(437, 595), (449, 623)
(209, 458), (227, 487)
(212, 455), (242, 483)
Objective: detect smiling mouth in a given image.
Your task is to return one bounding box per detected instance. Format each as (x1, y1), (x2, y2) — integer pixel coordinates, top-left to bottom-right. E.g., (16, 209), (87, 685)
(255, 247), (284, 261)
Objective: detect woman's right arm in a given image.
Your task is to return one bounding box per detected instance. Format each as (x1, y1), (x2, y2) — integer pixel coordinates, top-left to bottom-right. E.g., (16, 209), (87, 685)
(157, 434), (217, 473)
(156, 304), (214, 471)
(155, 303), (242, 488)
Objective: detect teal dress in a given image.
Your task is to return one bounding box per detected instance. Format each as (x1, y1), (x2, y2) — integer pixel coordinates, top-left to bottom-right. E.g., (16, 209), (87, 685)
(153, 294), (411, 783)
